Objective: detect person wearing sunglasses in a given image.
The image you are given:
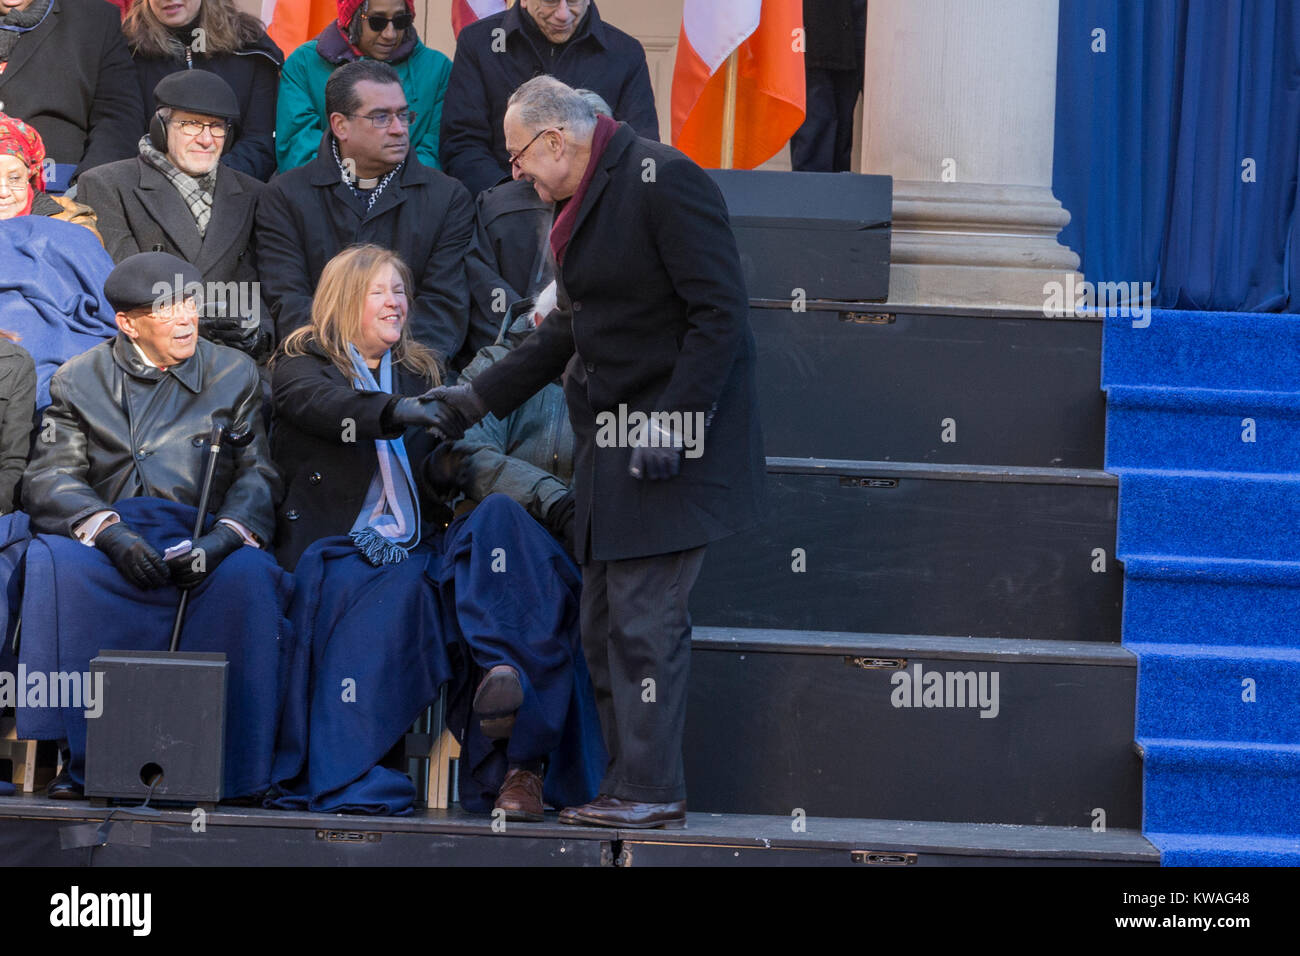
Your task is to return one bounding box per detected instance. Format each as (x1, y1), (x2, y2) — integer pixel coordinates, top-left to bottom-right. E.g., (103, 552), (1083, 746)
(276, 0), (451, 175)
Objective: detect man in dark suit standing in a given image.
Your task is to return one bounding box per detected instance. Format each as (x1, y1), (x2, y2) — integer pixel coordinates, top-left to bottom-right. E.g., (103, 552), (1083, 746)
(424, 75), (765, 829)
(78, 71), (270, 361)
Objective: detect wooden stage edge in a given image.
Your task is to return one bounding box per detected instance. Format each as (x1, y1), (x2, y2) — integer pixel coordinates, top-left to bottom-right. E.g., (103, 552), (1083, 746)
(0, 793), (1160, 867)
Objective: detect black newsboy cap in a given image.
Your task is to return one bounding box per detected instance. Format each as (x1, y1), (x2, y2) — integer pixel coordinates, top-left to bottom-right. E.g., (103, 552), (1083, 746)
(153, 69), (240, 122)
(105, 252), (203, 314)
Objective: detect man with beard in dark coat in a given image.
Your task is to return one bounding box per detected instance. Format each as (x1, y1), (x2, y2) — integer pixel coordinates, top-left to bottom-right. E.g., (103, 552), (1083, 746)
(0, 0), (143, 188)
(422, 76), (765, 830)
(256, 58), (473, 372)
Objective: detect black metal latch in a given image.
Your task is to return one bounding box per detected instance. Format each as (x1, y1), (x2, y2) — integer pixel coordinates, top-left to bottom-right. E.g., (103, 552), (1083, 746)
(845, 656), (908, 670)
(851, 850), (918, 865)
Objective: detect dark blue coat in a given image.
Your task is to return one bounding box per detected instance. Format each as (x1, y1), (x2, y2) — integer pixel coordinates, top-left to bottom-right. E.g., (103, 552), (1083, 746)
(439, 2), (659, 198)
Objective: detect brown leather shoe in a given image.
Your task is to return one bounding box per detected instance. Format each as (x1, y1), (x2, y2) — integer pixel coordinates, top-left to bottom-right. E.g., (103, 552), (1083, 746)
(558, 794), (686, 829)
(495, 768), (544, 822)
(473, 665), (523, 738)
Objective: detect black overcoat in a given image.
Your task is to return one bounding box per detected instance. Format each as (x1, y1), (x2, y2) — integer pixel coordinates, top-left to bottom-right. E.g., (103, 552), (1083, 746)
(439, 2), (659, 198)
(76, 157), (268, 338)
(0, 0), (143, 178)
(270, 345), (446, 571)
(470, 123), (765, 563)
(255, 133), (474, 368)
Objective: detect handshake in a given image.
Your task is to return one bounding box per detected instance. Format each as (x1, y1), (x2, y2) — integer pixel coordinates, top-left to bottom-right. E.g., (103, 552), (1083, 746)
(387, 383), (488, 443)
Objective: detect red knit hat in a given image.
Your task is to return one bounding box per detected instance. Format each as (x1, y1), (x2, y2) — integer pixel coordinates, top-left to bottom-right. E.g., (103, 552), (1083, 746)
(337, 0), (415, 35)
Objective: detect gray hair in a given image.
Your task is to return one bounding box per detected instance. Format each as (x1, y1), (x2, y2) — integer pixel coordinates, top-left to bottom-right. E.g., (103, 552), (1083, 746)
(573, 88), (613, 118)
(507, 75), (596, 138)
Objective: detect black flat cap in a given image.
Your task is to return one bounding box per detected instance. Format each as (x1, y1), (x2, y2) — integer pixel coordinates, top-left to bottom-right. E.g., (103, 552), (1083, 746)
(105, 252), (203, 313)
(153, 69), (240, 121)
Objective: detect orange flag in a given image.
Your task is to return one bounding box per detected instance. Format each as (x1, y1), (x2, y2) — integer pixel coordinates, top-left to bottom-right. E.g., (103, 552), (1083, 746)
(263, 0), (340, 58)
(671, 0), (805, 169)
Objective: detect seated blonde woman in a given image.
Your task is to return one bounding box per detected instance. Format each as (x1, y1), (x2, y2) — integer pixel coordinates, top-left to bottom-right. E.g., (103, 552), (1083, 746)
(0, 114), (99, 239)
(268, 244), (604, 820)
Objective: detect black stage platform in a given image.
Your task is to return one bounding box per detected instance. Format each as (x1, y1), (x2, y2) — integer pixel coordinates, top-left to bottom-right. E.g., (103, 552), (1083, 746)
(0, 793), (1157, 867)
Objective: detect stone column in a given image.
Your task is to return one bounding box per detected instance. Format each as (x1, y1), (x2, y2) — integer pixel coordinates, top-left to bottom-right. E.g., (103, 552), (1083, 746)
(859, 0), (1081, 311)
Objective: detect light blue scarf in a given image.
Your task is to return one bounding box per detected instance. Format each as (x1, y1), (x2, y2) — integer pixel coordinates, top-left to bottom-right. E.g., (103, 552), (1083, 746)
(346, 346), (421, 564)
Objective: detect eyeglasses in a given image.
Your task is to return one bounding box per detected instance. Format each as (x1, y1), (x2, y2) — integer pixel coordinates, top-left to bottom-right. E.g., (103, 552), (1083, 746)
(532, 0), (587, 10)
(346, 110), (417, 129)
(365, 12), (413, 32)
(143, 295), (202, 324)
(171, 118), (229, 139)
(507, 126), (563, 168)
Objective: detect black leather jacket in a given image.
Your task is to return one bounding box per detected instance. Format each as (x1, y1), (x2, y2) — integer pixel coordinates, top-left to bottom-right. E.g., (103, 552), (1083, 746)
(23, 333), (279, 543)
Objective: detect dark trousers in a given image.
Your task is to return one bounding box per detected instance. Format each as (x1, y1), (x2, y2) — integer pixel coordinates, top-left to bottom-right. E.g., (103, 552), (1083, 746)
(789, 67), (862, 172)
(579, 545), (707, 803)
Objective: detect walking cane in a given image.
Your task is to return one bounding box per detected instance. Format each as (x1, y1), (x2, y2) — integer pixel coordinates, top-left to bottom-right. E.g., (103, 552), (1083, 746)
(168, 423), (253, 652)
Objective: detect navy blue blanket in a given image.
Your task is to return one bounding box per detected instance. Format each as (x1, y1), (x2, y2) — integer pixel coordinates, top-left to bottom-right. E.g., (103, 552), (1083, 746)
(270, 493), (606, 814)
(16, 498), (295, 799)
(0, 511), (30, 676)
(0, 217), (117, 409)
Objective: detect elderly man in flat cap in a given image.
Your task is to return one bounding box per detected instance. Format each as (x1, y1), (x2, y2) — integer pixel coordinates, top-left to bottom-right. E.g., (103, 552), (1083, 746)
(78, 71), (271, 362)
(18, 251), (289, 802)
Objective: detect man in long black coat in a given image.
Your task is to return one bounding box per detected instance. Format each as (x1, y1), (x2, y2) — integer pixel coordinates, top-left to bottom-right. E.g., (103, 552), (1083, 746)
(256, 59), (473, 370)
(0, 0), (143, 186)
(440, 0), (659, 198)
(425, 76), (765, 829)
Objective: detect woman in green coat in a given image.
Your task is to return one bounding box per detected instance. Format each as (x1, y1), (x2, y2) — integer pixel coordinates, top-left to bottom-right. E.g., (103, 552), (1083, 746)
(276, 0), (451, 173)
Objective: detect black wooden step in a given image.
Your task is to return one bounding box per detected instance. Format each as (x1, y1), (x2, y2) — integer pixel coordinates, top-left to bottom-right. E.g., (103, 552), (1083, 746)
(749, 306), (1105, 468)
(0, 794), (1157, 867)
(690, 461), (1123, 642)
(683, 627), (1142, 829)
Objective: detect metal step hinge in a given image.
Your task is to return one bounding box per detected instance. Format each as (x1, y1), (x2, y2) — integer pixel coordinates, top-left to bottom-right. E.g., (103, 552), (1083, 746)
(839, 477), (899, 489)
(845, 656), (908, 670)
(852, 850), (918, 865)
(315, 829), (381, 844)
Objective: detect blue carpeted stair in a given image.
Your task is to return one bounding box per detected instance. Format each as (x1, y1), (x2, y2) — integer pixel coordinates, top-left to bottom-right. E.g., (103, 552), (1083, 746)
(1103, 308), (1300, 866)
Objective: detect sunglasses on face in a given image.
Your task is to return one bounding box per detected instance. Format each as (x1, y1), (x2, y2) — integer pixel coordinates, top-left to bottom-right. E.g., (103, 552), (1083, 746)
(365, 12), (413, 32)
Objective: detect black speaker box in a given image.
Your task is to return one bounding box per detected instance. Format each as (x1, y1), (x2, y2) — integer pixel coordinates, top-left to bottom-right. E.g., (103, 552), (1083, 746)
(85, 651), (227, 804)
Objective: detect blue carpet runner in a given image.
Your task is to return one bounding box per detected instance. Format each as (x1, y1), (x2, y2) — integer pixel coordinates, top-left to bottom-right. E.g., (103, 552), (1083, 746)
(1103, 308), (1300, 866)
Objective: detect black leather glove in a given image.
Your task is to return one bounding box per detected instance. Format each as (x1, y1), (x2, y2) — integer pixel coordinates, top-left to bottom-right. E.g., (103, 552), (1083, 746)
(203, 315), (271, 360)
(544, 490), (576, 553)
(96, 521), (171, 590)
(164, 523), (245, 591)
(423, 442), (470, 497)
(419, 384), (488, 442)
(386, 396), (446, 431)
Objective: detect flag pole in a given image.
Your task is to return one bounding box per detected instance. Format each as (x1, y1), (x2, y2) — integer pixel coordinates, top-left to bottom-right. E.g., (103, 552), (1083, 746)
(720, 49), (739, 169)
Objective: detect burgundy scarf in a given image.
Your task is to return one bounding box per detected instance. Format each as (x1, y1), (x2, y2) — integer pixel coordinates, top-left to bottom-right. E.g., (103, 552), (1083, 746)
(549, 114), (618, 267)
